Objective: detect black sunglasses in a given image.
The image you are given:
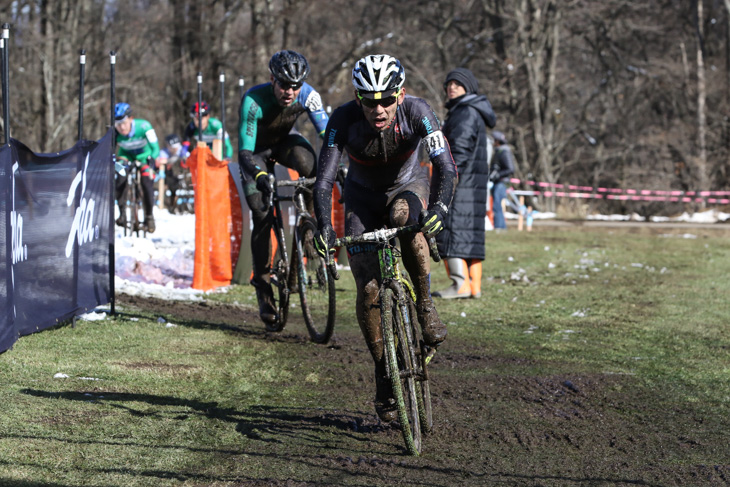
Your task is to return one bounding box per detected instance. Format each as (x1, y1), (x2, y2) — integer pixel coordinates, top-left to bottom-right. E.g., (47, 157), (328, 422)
(276, 79), (303, 91)
(357, 91), (399, 109)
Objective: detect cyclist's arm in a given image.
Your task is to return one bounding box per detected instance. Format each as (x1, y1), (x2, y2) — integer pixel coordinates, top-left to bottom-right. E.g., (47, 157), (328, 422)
(313, 111), (345, 227)
(145, 127), (160, 161)
(413, 99), (457, 210)
(223, 131), (233, 159)
(131, 120), (160, 163)
(156, 149), (170, 168)
(300, 83), (329, 139)
(183, 121), (196, 144)
(238, 94), (264, 178)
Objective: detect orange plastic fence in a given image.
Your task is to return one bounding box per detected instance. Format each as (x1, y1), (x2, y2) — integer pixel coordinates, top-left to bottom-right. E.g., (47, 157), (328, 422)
(187, 145), (242, 291)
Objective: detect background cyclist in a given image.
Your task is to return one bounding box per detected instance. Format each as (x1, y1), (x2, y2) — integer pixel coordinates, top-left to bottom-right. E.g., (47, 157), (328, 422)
(312, 54), (457, 422)
(114, 102), (161, 233)
(156, 133), (190, 211)
(237, 49), (329, 326)
(184, 101), (234, 159)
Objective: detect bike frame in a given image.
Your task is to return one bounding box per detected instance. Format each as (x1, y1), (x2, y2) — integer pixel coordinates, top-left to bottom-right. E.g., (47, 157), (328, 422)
(331, 224), (438, 454)
(268, 175), (316, 280)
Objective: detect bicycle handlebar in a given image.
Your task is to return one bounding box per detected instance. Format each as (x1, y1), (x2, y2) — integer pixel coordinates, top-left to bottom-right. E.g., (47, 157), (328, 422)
(275, 177), (317, 188)
(328, 224), (441, 281)
(333, 224), (420, 248)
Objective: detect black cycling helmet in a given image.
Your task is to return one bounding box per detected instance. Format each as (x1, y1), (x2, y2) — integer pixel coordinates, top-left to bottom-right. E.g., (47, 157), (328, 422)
(114, 102), (131, 121)
(269, 50), (310, 86)
(165, 134), (181, 146)
(190, 101), (210, 118)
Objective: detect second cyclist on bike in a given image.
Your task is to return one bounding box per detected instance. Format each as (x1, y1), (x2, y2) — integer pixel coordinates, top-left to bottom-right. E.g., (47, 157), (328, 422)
(185, 101), (234, 160)
(237, 50), (329, 326)
(313, 54), (457, 422)
(114, 102), (161, 233)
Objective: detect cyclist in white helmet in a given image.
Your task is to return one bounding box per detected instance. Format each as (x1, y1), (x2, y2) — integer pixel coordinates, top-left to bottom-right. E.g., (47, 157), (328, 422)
(312, 54), (457, 422)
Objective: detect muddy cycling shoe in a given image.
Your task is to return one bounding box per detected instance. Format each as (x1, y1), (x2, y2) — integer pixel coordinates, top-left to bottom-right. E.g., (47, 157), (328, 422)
(417, 301), (447, 346)
(145, 216), (156, 234)
(374, 376), (397, 422)
(253, 280), (278, 325)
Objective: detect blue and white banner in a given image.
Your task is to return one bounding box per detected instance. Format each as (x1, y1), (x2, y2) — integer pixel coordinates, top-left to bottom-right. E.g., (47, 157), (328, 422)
(0, 129), (114, 353)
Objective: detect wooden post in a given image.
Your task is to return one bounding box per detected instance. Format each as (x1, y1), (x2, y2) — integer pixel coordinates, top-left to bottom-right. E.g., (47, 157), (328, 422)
(212, 138), (222, 160)
(517, 195), (525, 231)
(157, 164), (166, 209)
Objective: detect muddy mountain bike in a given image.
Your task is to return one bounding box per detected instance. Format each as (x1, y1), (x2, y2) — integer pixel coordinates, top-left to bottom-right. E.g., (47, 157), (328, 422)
(329, 223), (440, 455)
(262, 174), (336, 344)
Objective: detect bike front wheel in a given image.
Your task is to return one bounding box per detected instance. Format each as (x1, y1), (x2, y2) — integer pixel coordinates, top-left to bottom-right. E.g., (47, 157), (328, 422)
(267, 256), (289, 332)
(381, 287), (422, 455)
(295, 217), (336, 344)
(123, 174), (146, 238)
(407, 297), (432, 433)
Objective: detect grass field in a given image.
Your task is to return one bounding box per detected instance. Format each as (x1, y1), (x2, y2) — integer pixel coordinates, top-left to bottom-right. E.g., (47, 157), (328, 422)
(1, 224), (729, 486)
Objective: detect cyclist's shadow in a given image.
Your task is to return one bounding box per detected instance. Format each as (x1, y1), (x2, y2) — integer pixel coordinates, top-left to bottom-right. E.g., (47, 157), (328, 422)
(20, 388), (376, 445)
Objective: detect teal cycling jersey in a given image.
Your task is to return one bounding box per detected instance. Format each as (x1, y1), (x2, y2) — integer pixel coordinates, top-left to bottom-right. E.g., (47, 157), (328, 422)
(238, 82), (328, 176)
(184, 116), (234, 158)
(116, 118), (160, 163)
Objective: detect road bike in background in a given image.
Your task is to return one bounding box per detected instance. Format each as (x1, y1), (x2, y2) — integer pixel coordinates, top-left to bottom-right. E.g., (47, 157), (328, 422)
(262, 174), (336, 344)
(116, 156), (149, 237)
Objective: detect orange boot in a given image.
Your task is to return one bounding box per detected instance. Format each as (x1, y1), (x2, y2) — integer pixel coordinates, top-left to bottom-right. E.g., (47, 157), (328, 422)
(468, 259), (482, 298)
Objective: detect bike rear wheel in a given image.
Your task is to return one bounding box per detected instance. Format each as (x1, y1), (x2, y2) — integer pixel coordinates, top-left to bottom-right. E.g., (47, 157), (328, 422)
(381, 287), (422, 455)
(295, 217), (336, 344)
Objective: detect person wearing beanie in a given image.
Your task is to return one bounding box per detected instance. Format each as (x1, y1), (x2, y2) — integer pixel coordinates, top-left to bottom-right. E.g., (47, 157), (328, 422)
(433, 67), (497, 299)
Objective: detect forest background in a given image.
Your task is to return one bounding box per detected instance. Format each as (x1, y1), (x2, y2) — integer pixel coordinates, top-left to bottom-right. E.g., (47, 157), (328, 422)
(0, 0), (728, 216)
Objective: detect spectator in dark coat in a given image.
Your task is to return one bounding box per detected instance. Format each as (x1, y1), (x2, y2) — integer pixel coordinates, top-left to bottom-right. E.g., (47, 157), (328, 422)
(433, 68), (496, 299)
(490, 130), (516, 230)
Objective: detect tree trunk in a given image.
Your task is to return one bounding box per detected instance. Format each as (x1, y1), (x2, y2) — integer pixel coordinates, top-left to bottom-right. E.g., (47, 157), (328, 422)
(696, 0), (707, 202)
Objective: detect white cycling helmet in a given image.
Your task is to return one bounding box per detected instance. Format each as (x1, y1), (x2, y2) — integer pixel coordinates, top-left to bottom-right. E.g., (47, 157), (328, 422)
(352, 54), (405, 98)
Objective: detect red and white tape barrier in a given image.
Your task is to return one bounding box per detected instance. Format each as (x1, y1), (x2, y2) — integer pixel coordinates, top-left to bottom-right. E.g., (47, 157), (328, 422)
(510, 178), (730, 204)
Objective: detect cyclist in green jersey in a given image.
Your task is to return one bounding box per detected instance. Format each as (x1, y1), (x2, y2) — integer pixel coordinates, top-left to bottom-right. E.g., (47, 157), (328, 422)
(184, 101), (234, 159)
(114, 102), (160, 233)
(238, 50), (329, 326)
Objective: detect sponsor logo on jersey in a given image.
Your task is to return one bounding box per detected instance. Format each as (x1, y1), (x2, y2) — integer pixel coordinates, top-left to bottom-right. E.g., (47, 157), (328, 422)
(245, 102), (259, 138)
(421, 116), (434, 134)
(327, 129), (338, 148)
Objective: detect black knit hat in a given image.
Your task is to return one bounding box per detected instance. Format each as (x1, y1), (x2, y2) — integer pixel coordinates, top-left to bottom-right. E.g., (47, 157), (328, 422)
(444, 67), (479, 95)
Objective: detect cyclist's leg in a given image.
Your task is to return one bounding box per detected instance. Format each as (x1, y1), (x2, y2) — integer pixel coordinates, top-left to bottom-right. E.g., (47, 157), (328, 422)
(389, 188), (447, 346)
(242, 153), (277, 324)
(277, 133), (316, 177)
(276, 134), (317, 212)
(347, 184), (397, 421)
(114, 174), (127, 226)
(140, 164), (156, 232)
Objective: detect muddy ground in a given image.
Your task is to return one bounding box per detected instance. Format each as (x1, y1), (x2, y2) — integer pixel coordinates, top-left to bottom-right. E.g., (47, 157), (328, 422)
(118, 283), (730, 487)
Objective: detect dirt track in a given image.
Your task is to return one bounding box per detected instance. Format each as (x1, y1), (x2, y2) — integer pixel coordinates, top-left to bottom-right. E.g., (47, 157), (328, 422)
(117, 238), (730, 487)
